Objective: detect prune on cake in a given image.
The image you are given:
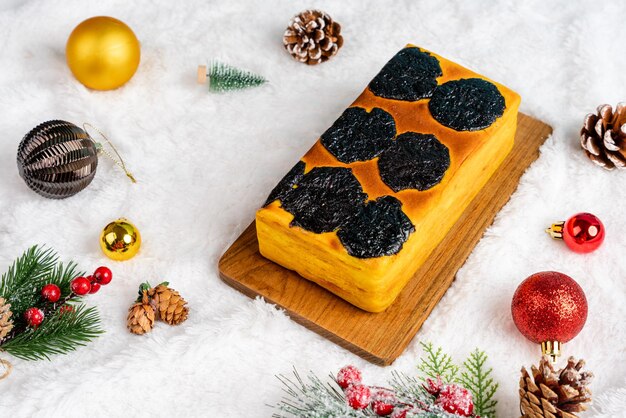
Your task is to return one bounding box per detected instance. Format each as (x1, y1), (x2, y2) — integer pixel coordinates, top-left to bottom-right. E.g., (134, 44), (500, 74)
(281, 166), (367, 233)
(429, 78), (505, 131)
(321, 107), (396, 163)
(378, 132), (450, 192)
(369, 47), (443, 102)
(263, 161), (306, 206)
(337, 196), (414, 258)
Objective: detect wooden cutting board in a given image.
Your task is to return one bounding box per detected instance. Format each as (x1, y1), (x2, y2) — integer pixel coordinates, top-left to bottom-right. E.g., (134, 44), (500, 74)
(219, 113), (553, 366)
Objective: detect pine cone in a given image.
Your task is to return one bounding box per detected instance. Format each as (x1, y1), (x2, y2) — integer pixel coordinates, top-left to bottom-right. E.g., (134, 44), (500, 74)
(127, 292), (155, 335)
(147, 285), (189, 325)
(0, 297), (13, 342)
(519, 356), (593, 418)
(580, 103), (626, 170)
(283, 10), (343, 65)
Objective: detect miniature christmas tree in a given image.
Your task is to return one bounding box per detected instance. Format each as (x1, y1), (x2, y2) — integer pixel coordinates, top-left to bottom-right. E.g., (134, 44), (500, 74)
(197, 61), (267, 93)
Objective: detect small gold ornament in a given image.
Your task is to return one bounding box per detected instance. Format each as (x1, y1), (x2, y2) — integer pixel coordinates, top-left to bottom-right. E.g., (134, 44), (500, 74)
(100, 218), (141, 261)
(66, 16), (141, 90)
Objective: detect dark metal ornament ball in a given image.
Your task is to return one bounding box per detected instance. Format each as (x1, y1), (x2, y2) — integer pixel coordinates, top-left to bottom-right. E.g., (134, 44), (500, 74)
(17, 120), (99, 199)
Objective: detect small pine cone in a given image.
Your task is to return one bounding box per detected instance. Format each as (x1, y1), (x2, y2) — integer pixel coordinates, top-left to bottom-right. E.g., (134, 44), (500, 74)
(127, 292), (155, 335)
(283, 10), (343, 65)
(0, 297), (13, 342)
(580, 103), (626, 170)
(519, 356), (593, 418)
(148, 285), (189, 325)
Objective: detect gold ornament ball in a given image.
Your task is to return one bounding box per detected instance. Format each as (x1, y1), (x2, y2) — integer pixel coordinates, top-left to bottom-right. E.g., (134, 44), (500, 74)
(66, 16), (141, 90)
(100, 218), (142, 261)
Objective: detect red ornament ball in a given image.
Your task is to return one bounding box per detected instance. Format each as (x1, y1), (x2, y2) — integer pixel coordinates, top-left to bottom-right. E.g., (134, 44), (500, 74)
(511, 271), (588, 344)
(372, 389), (396, 416)
(563, 212), (605, 253)
(71, 276), (92, 296)
(435, 384), (474, 417)
(345, 384), (371, 410)
(89, 282), (101, 294)
(23, 307), (45, 327)
(336, 365), (362, 389)
(93, 266), (113, 285)
(41, 284), (61, 303)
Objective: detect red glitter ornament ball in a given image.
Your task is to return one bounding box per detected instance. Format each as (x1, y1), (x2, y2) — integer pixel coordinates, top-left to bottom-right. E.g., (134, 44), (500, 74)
(511, 271), (588, 344)
(563, 212), (605, 253)
(336, 365), (362, 389)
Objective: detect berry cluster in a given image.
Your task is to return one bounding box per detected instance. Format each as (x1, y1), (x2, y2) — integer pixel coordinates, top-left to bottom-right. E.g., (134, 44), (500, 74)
(336, 366), (474, 417)
(23, 267), (113, 328)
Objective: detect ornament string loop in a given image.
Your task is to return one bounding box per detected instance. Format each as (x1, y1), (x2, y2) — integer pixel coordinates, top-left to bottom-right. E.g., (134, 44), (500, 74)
(83, 123), (137, 183)
(0, 358), (12, 380)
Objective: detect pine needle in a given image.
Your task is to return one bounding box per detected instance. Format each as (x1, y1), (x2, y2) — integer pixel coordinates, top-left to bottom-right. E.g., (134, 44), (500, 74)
(1, 304), (103, 361)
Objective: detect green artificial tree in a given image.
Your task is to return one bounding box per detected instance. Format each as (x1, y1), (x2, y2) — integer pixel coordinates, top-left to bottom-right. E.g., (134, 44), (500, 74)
(199, 61), (267, 93)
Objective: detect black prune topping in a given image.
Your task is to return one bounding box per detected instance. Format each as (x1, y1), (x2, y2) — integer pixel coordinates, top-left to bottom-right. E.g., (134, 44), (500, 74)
(281, 166), (367, 233)
(321, 107), (396, 163)
(337, 196), (415, 258)
(263, 161), (306, 206)
(378, 132), (450, 192)
(369, 47), (443, 102)
(429, 78), (506, 131)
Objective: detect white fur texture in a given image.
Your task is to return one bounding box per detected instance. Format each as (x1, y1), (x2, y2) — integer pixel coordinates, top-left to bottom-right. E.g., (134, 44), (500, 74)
(0, 1), (625, 417)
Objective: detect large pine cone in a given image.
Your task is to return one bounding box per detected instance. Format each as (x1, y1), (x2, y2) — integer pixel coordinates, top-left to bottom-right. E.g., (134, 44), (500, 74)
(127, 292), (155, 335)
(580, 103), (626, 170)
(519, 356), (593, 418)
(0, 297), (13, 342)
(283, 10), (343, 65)
(148, 285), (189, 326)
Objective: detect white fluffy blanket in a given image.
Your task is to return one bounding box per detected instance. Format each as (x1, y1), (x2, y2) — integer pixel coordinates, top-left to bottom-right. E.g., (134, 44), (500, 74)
(0, 1), (624, 417)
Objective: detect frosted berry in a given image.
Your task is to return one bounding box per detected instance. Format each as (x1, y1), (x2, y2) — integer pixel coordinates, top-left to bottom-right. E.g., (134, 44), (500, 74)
(372, 389), (395, 416)
(336, 365), (362, 389)
(93, 266), (113, 285)
(41, 284), (61, 303)
(71, 276), (91, 296)
(423, 376), (443, 395)
(89, 282), (101, 294)
(345, 384), (371, 410)
(436, 384), (474, 416)
(24, 307), (44, 327)
(390, 408), (410, 418)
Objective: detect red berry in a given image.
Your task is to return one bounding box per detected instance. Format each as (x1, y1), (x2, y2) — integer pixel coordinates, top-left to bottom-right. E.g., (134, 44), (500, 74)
(372, 389), (396, 416)
(345, 384), (371, 410)
(336, 365), (362, 389)
(71, 277), (91, 296)
(41, 284), (61, 303)
(59, 305), (74, 316)
(390, 408), (410, 418)
(436, 384), (474, 417)
(89, 282), (101, 294)
(93, 266), (112, 285)
(23, 307), (44, 327)
(86, 275), (94, 282)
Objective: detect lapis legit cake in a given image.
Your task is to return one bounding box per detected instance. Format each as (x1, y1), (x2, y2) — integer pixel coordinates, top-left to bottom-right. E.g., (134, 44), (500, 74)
(256, 44), (521, 312)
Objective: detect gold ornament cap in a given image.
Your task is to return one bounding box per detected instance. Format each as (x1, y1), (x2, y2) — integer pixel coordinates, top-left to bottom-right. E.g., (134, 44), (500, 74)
(545, 221), (565, 240)
(100, 218), (141, 261)
(541, 340), (562, 363)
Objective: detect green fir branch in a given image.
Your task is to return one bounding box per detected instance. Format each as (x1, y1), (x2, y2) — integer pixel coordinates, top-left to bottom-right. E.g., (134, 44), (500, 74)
(1, 304), (103, 361)
(208, 61), (267, 93)
(0, 245), (57, 315)
(458, 349), (498, 418)
(274, 368), (374, 418)
(417, 342), (459, 383)
(389, 370), (432, 404)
